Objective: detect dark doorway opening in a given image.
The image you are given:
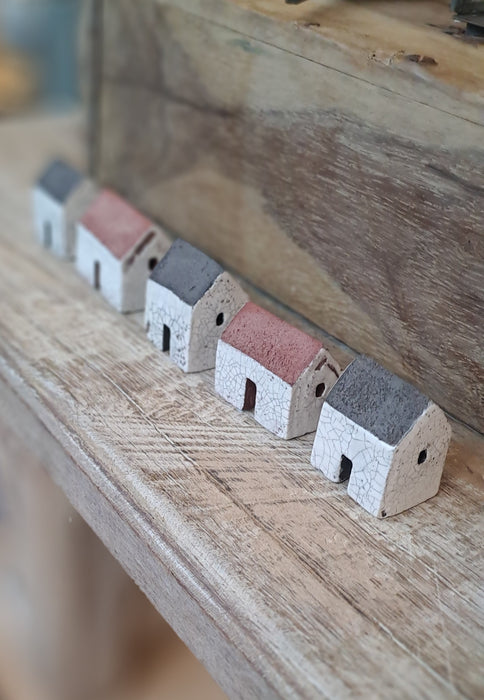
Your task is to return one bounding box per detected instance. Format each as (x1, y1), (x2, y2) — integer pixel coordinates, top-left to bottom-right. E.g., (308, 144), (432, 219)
(162, 324), (171, 352)
(243, 379), (257, 411)
(339, 454), (353, 481)
(94, 261), (101, 290)
(43, 221), (52, 249)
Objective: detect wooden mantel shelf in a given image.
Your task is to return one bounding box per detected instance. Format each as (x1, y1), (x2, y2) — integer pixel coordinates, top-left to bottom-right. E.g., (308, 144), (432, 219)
(0, 114), (483, 699)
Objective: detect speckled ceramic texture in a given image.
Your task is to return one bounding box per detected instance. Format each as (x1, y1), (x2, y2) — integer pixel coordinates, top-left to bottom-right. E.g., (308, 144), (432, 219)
(32, 179), (97, 259)
(311, 401), (451, 518)
(215, 340), (340, 439)
(145, 272), (248, 372)
(76, 223), (169, 313)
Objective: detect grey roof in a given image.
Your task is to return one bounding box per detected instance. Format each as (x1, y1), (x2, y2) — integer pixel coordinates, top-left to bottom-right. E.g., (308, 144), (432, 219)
(37, 160), (83, 203)
(326, 355), (431, 445)
(150, 239), (224, 306)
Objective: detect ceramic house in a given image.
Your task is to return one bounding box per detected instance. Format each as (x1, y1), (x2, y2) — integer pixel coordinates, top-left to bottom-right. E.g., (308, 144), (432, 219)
(145, 239), (248, 372)
(311, 355), (452, 518)
(215, 302), (341, 439)
(32, 159), (96, 259)
(76, 190), (169, 313)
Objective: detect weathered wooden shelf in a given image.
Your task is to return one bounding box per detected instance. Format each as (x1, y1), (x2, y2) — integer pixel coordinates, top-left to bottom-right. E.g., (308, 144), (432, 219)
(0, 114), (483, 699)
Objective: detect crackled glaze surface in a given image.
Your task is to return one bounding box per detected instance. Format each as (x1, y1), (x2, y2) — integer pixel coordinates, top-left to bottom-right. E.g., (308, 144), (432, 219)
(215, 340), (339, 439)
(216, 340), (293, 437)
(311, 403), (393, 484)
(145, 281), (192, 371)
(312, 401), (451, 518)
(145, 271), (247, 373)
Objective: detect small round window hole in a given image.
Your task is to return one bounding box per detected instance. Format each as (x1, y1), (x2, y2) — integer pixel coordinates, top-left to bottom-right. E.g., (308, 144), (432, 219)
(418, 449), (427, 465)
(315, 383), (326, 398)
(148, 257), (158, 271)
(216, 312), (224, 326)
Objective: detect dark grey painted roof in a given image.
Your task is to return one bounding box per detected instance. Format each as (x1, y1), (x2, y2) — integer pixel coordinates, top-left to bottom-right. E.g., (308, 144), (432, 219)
(326, 355), (431, 445)
(150, 239), (224, 306)
(37, 160), (83, 203)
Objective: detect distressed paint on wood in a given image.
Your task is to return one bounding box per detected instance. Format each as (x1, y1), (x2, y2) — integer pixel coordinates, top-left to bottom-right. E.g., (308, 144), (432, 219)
(0, 114), (483, 699)
(90, 0), (484, 433)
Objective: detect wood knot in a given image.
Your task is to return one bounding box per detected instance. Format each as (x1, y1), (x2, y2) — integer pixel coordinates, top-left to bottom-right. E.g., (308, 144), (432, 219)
(404, 54), (438, 65)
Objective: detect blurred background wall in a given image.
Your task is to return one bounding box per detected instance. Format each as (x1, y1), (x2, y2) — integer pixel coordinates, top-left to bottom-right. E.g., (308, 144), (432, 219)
(0, 0), (81, 113)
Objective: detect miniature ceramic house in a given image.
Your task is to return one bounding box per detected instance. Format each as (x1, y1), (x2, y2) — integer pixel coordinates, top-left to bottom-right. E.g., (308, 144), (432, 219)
(311, 355), (451, 518)
(32, 159), (96, 259)
(215, 302), (341, 439)
(76, 190), (169, 313)
(145, 239), (248, 372)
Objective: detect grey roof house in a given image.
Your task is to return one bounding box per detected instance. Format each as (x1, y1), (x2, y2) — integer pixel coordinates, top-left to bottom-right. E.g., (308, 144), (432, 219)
(32, 159), (97, 259)
(311, 355), (451, 518)
(145, 239), (248, 373)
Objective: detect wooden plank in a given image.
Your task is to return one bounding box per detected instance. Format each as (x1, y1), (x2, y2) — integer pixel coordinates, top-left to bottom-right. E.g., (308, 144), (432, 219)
(0, 406), (173, 700)
(90, 0), (484, 433)
(0, 388), (229, 700)
(0, 113), (483, 699)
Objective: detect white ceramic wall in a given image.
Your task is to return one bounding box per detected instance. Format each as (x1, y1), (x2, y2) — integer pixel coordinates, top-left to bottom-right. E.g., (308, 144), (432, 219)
(76, 224), (123, 310)
(215, 341), (295, 439)
(32, 189), (65, 257)
(145, 281), (193, 371)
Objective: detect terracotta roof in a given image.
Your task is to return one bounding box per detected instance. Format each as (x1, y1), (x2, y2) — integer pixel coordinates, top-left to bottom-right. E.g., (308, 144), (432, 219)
(80, 190), (153, 260)
(327, 356), (431, 445)
(150, 239), (224, 306)
(221, 302), (323, 385)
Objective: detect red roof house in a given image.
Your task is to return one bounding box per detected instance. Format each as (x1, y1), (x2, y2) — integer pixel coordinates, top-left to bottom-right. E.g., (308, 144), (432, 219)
(215, 302), (340, 439)
(76, 190), (169, 313)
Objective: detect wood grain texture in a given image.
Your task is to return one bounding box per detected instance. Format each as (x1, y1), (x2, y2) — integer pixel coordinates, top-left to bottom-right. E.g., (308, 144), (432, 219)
(0, 407), (171, 700)
(90, 0), (484, 433)
(0, 420), (227, 700)
(0, 113), (483, 699)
